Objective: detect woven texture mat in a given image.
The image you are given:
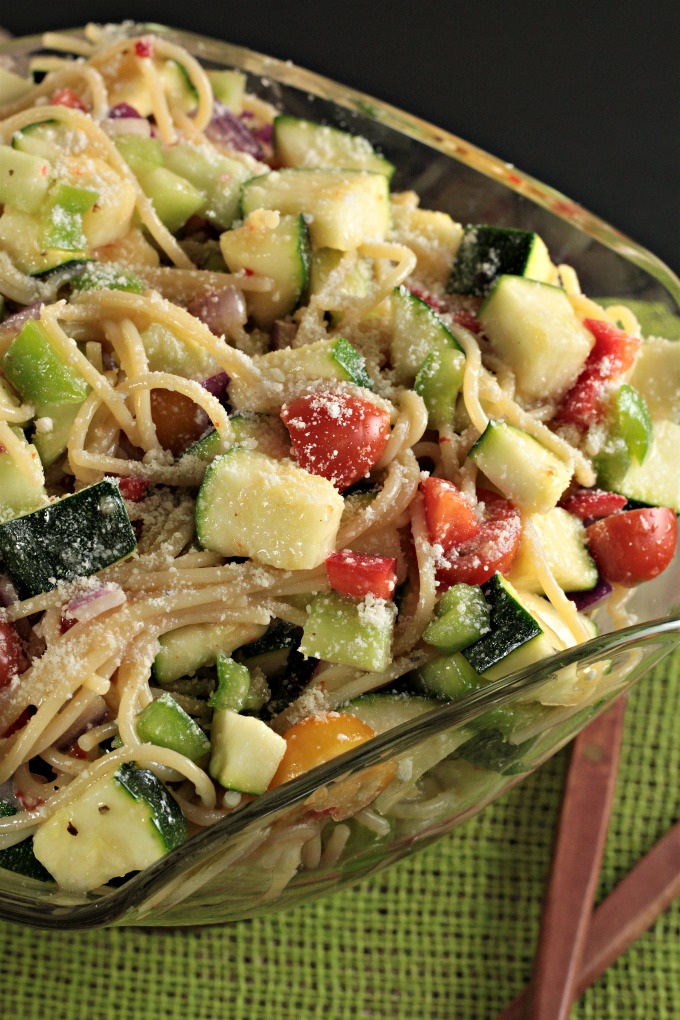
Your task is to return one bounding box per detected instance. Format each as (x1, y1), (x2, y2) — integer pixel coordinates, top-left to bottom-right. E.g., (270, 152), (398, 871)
(0, 650), (677, 1019)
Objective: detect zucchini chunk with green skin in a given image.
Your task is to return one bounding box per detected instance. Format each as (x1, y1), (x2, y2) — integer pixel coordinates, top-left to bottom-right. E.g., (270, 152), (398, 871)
(300, 591), (397, 672)
(461, 573), (543, 676)
(341, 692), (441, 732)
(0, 480), (137, 599)
(0, 144), (51, 214)
(0, 207), (90, 276)
(184, 411), (290, 465)
(0, 433), (47, 524)
(153, 621), (267, 685)
(164, 143), (252, 229)
(479, 276), (594, 402)
(207, 69), (246, 112)
(136, 693), (210, 762)
(596, 418), (680, 513)
(137, 165), (206, 234)
(209, 709), (287, 794)
(219, 212), (311, 327)
(308, 248), (372, 326)
(196, 448), (344, 571)
(273, 116), (395, 179)
(2, 318), (89, 407)
(32, 765), (187, 893)
(423, 583), (491, 653)
(0, 802), (51, 881)
(506, 507), (598, 593)
(448, 225), (553, 296)
(390, 285), (464, 384)
(468, 419), (572, 514)
(628, 336), (680, 423)
(228, 335), (372, 413)
(241, 168), (390, 250)
(415, 346), (466, 429)
(416, 650), (483, 701)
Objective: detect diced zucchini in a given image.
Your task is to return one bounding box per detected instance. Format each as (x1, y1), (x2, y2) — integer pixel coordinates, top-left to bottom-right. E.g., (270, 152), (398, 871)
(0, 144), (51, 215)
(479, 276), (594, 402)
(0, 207), (89, 276)
(0, 434), (47, 524)
(0, 802), (51, 881)
(461, 573), (544, 676)
(164, 143), (252, 229)
(605, 384), (653, 465)
(209, 710), (286, 794)
(414, 346), (466, 428)
(137, 165), (206, 234)
(32, 765), (187, 893)
(0, 66), (33, 106)
(219, 212), (311, 327)
(207, 69), (246, 112)
(506, 507), (598, 593)
(390, 285), (464, 383)
(160, 60), (198, 114)
(416, 651), (483, 701)
(628, 337), (680, 423)
(115, 135), (164, 177)
(211, 656), (252, 712)
(273, 116), (394, 178)
(448, 225), (553, 296)
(136, 692), (210, 762)
(196, 448), (344, 570)
(3, 319), (89, 406)
(468, 419), (572, 513)
(140, 321), (221, 381)
(185, 411), (290, 466)
(0, 480), (137, 598)
(153, 621), (266, 685)
(423, 583), (491, 653)
(228, 335), (372, 412)
(455, 727), (537, 774)
(299, 591), (396, 672)
(241, 168), (390, 250)
(12, 121), (63, 162)
(308, 247), (372, 325)
(342, 692), (440, 732)
(596, 418), (680, 512)
(389, 205), (463, 284)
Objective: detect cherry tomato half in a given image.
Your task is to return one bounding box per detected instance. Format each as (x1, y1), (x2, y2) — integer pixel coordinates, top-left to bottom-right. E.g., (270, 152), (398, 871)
(326, 550), (398, 600)
(585, 507), (677, 586)
(281, 391), (390, 491)
(0, 621), (28, 691)
(560, 488), (628, 521)
(421, 476), (480, 551)
(435, 490), (522, 589)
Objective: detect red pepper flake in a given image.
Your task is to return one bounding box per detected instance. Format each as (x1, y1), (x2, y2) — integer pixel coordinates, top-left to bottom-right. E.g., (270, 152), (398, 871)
(118, 476), (150, 502)
(16, 787), (44, 812)
(50, 87), (88, 112)
(135, 38), (154, 59)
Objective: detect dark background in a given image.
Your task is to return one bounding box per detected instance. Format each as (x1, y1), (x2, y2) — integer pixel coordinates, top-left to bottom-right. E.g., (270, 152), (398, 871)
(2, 2), (678, 271)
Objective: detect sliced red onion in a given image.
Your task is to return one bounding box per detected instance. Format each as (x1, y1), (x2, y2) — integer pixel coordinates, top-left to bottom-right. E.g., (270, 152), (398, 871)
(201, 372), (229, 398)
(567, 576), (613, 611)
(206, 101), (265, 159)
(0, 576), (19, 608)
(109, 102), (142, 118)
(63, 583), (126, 624)
(188, 286), (247, 337)
(252, 123), (273, 146)
(0, 303), (42, 343)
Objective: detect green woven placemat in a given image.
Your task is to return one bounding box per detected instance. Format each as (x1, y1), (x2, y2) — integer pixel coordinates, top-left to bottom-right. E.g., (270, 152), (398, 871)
(0, 650), (678, 1020)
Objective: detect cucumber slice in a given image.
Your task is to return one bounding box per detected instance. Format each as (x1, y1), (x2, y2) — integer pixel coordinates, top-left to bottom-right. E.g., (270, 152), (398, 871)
(0, 144), (51, 215)
(136, 692), (210, 762)
(32, 765), (187, 893)
(461, 573), (544, 675)
(468, 419), (572, 513)
(390, 285), (464, 383)
(506, 507), (598, 593)
(596, 418), (680, 512)
(448, 225), (553, 296)
(241, 168), (390, 251)
(300, 591), (396, 672)
(0, 480), (137, 599)
(209, 710), (286, 794)
(228, 335), (372, 412)
(273, 116), (394, 178)
(153, 621), (266, 685)
(628, 337), (680, 423)
(0, 435), (47, 524)
(479, 276), (594, 402)
(196, 448), (344, 570)
(219, 213), (311, 327)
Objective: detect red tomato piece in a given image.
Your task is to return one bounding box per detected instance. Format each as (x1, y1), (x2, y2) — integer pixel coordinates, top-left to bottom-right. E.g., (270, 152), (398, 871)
(326, 550), (398, 600)
(0, 621), (28, 691)
(281, 392), (391, 491)
(435, 490), (522, 589)
(560, 488), (628, 521)
(557, 370), (606, 427)
(421, 476), (480, 551)
(585, 507), (678, 586)
(451, 309), (482, 334)
(50, 87), (88, 111)
(583, 319), (641, 376)
(118, 477), (150, 502)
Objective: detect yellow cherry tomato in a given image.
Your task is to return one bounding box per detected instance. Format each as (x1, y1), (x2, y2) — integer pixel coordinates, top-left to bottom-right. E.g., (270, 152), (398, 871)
(269, 712), (376, 789)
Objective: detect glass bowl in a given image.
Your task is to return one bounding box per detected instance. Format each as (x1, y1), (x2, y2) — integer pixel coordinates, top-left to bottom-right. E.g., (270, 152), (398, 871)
(0, 23), (678, 930)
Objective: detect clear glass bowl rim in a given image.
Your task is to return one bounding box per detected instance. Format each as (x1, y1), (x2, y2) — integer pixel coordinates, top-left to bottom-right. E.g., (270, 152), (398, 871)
(0, 23), (678, 929)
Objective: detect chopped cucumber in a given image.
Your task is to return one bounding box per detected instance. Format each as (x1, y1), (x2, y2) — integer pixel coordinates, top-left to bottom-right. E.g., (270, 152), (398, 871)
(209, 709), (286, 794)
(468, 419), (572, 513)
(241, 168), (390, 250)
(228, 335), (372, 412)
(628, 337), (680, 423)
(136, 693), (210, 762)
(448, 225), (553, 296)
(423, 583), (491, 653)
(0, 144), (51, 215)
(0, 433), (47, 524)
(479, 276), (593, 402)
(0, 479), (137, 599)
(0, 802), (51, 881)
(273, 116), (394, 178)
(390, 285), (464, 384)
(506, 507), (598, 593)
(414, 346), (466, 428)
(32, 765), (187, 893)
(300, 591), (396, 672)
(196, 448), (344, 570)
(219, 213), (311, 327)
(596, 418), (680, 512)
(153, 621), (266, 685)
(461, 573), (543, 676)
